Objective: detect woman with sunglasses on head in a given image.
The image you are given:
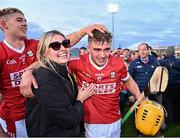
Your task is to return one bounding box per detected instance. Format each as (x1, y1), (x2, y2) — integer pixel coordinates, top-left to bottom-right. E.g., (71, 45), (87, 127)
(25, 30), (95, 137)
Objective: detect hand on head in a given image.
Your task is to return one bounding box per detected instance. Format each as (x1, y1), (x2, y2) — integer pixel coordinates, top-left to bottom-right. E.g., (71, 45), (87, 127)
(79, 24), (108, 38)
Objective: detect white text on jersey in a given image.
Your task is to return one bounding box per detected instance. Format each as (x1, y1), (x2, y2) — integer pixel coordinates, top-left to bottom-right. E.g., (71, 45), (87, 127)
(82, 81), (116, 94)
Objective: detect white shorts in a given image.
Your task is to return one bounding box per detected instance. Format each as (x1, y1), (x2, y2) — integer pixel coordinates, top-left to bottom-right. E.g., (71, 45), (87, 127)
(85, 119), (121, 138)
(0, 117), (28, 137)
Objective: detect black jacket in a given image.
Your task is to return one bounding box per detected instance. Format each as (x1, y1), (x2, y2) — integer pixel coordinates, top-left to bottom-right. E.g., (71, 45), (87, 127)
(128, 55), (160, 91)
(159, 56), (180, 86)
(172, 59), (180, 72)
(26, 63), (83, 137)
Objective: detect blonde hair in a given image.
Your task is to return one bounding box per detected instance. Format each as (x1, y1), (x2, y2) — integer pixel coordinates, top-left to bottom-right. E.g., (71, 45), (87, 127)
(37, 30), (66, 73)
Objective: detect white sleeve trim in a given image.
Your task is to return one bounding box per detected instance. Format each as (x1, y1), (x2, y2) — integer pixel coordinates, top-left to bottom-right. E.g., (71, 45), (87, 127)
(121, 73), (130, 82)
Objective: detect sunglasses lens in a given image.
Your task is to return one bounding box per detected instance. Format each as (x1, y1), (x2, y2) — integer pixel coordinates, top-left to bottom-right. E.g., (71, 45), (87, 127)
(49, 40), (70, 51)
(62, 39), (70, 48)
(49, 42), (61, 51)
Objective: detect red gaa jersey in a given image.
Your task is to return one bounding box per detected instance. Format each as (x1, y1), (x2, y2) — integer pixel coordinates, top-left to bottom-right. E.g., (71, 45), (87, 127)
(68, 54), (129, 124)
(0, 39), (38, 121)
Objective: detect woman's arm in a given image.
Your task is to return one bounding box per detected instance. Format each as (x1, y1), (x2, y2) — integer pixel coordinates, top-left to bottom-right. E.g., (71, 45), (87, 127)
(66, 24), (107, 46)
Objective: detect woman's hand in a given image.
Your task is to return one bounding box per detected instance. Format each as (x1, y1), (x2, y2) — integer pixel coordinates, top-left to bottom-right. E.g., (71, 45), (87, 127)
(77, 83), (95, 103)
(80, 24), (107, 37)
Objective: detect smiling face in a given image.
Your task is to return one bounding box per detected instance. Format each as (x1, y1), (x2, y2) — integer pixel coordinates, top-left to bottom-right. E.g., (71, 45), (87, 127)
(1, 12), (27, 39)
(46, 34), (70, 65)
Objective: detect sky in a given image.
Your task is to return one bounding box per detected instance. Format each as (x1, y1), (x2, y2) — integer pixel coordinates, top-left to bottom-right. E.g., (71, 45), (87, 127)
(0, 0), (180, 49)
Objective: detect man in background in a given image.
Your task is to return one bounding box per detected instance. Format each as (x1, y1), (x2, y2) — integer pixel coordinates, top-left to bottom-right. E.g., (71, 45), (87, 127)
(79, 46), (88, 55)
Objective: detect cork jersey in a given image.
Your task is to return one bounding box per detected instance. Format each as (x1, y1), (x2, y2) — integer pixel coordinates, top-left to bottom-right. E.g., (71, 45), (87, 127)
(0, 39), (38, 121)
(68, 54), (129, 124)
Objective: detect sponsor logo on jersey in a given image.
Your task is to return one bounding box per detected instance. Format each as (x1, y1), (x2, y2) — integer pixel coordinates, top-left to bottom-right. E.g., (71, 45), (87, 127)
(27, 50), (33, 57)
(97, 76), (102, 81)
(82, 81), (116, 94)
(6, 59), (17, 64)
(110, 71), (116, 79)
(10, 69), (25, 87)
(19, 55), (26, 64)
(95, 73), (104, 81)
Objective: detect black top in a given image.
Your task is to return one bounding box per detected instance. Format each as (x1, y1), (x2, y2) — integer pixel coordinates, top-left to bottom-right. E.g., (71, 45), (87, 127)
(25, 63), (83, 137)
(172, 60), (180, 72)
(159, 56), (180, 86)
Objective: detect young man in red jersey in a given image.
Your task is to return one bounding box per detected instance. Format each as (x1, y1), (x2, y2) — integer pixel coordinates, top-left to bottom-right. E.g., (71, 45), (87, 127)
(0, 7), (106, 137)
(68, 30), (142, 137)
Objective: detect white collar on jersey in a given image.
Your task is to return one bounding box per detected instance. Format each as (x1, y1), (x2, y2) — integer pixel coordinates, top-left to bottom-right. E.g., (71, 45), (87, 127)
(3, 40), (25, 54)
(89, 54), (108, 70)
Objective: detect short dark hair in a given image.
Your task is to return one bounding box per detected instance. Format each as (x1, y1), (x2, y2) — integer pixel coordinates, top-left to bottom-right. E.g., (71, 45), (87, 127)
(151, 51), (158, 58)
(123, 48), (130, 52)
(0, 7), (24, 19)
(88, 29), (112, 45)
(131, 50), (138, 55)
(80, 47), (87, 50)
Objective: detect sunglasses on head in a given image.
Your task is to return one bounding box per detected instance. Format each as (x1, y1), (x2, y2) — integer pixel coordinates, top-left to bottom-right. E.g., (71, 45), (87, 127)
(49, 39), (71, 51)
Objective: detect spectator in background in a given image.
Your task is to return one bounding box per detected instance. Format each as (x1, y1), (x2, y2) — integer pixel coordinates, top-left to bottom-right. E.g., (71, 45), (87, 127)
(128, 43), (160, 102)
(128, 42), (162, 136)
(117, 47), (123, 56)
(122, 48), (131, 64)
(79, 46), (87, 55)
(130, 50), (139, 61)
(161, 54), (167, 59)
(148, 45), (159, 59)
(171, 60), (180, 72)
(148, 45), (153, 55)
(111, 47), (123, 57)
(159, 46), (180, 125)
(151, 51), (158, 59)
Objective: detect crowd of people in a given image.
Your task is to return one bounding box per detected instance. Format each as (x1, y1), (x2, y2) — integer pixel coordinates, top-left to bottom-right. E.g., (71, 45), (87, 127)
(113, 43), (180, 135)
(0, 7), (180, 137)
